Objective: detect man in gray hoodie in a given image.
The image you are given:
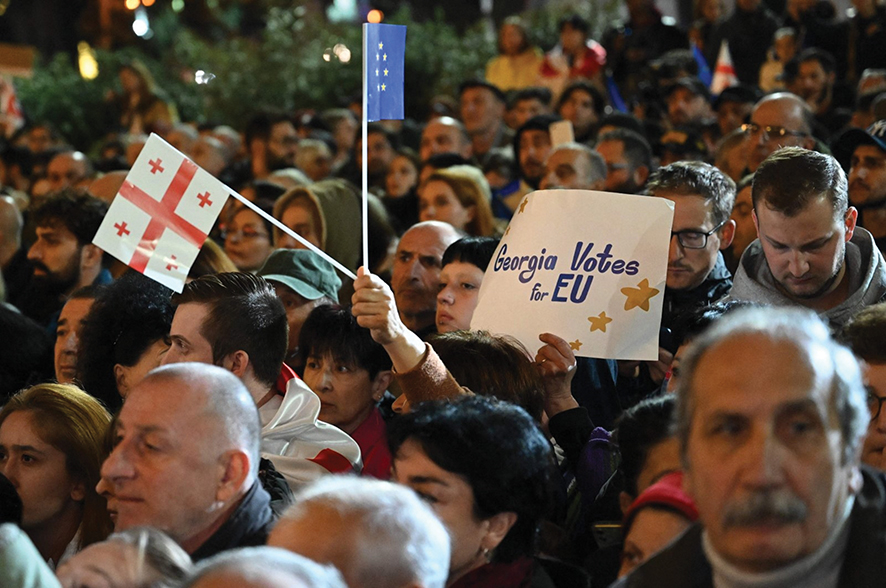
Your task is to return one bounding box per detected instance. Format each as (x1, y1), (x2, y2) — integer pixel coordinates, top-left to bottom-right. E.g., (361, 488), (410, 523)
(730, 147), (886, 328)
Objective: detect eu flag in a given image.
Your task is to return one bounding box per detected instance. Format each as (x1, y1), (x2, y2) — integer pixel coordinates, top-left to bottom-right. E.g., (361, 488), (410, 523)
(365, 23), (406, 122)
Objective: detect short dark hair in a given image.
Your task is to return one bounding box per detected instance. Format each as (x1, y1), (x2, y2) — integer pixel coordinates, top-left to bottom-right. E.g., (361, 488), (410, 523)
(429, 330), (545, 422)
(558, 13), (590, 34)
(646, 161), (737, 225)
(458, 80), (507, 104)
(797, 47), (836, 75)
(510, 87), (553, 109)
(366, 122), (398, 149)
(557, 81), (606, 117)
(441, 236), (499, 271)
(615, 395), (676, 497)
(388, 396), (557, 562)
(839, 303), (886, 364)
(171, 272), (287, 388)
(598, 129), (653, 173)
(245, 111), (294, 147)
(298, 305), (392, 379)
(77, 272), (174, 412)
(31, 189), (107, 246)
(752, 147), (848, 218)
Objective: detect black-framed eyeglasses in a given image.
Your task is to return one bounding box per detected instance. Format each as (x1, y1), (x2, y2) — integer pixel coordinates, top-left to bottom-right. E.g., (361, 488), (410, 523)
(671, 220), (726, 249)
(741, 123), (808, 142)
(867, 389), (886, 420)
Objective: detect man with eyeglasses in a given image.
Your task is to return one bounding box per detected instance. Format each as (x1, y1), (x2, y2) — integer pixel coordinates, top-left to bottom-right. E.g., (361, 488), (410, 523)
(730, 147), (886, 329)
(743, 92), (816, 173)
(621, 161), (735, 392)
(841, 302), (886, 472)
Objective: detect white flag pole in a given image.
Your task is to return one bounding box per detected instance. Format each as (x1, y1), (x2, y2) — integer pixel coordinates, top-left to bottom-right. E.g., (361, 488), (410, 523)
(229, 190), (357, 280)
(361, 23), (370, 273)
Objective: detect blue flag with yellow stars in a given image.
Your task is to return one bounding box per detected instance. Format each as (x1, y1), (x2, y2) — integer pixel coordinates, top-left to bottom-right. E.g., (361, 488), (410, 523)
(365, 23), (406, 122)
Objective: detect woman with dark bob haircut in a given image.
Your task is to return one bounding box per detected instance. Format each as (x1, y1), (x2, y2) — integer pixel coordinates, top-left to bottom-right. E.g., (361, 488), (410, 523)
(388, 396), (564, 587)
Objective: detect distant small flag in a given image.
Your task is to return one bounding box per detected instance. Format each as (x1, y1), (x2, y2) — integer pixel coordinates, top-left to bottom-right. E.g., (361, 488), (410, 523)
(691, 42), (712, 87)
(605, 74), (627, 113)
(93, 134), (229, 293)
(0, 76), (24, 139)
(364, 23), (406, 122)
(711, 40), (739, 96)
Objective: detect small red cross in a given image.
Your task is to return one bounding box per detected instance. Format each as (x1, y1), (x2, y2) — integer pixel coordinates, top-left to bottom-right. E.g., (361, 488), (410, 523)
(149, 158), (165, 174)
(197, 191), (213, 208)
(114, 222), (131, 237)
(166, 256), (178, 272)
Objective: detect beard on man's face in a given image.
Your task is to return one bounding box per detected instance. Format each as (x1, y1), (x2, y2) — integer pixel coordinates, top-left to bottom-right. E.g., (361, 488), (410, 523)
(31, 254), (81, 296)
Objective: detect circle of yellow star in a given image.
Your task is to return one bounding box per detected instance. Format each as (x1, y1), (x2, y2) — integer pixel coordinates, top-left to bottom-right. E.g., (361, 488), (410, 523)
(569, 339), (583, 351)
(383, 53), (387, 61)
(588, 311), (612, 333)
(378, 42), (383, 49)
(384, 68), (389, 76)
(621, 278), (661, 312)
(381, 83), (386, 91)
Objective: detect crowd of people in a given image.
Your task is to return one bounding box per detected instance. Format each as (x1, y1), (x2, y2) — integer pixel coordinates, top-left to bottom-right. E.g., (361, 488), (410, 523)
(1, 2), (886, 587)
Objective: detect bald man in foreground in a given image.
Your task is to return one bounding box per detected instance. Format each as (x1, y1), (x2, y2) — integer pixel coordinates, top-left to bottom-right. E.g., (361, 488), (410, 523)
(98, 363), (274, 561)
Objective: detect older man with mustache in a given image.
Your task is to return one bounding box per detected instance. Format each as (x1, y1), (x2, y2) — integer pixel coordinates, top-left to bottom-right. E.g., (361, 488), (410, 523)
(613, 307), (886, 588)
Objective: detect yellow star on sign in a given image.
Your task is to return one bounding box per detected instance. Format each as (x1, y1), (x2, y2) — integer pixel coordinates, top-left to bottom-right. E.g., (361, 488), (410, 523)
(384, 68), (389, 76)
(383, 53), (387, 61)
(381, 83), (386, 91)
(569, 339), (583, 351)
(378, 42), (383, 49)
(518, 199), (528, 213)
(588, 311), (612, 333)
(621, 278), (660, 312)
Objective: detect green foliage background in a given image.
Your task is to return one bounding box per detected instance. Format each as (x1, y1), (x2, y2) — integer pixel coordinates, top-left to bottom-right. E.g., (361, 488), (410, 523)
(15, 4), (620, 152)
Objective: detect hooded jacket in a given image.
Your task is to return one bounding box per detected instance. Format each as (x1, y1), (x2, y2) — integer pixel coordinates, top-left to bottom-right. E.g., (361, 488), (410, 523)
(729, 227), (886, 329)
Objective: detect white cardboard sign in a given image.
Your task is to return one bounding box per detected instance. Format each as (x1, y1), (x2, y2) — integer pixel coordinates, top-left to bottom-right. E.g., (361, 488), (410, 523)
(471, 190), (674, 360)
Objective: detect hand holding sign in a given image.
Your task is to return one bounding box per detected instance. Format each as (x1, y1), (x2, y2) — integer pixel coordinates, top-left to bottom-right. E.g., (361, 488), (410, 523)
(471, 190), (674, 361)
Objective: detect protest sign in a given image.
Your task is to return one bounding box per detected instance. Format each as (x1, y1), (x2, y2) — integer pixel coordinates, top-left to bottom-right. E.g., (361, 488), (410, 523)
(471, 190), (674, 360)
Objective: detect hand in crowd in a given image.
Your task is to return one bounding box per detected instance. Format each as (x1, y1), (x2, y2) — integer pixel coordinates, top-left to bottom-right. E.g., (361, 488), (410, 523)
(351, 266), (426, 373)
(647, 347), (674, 385)
(535, 332), (579, 417)
(351, 267), (407, 346)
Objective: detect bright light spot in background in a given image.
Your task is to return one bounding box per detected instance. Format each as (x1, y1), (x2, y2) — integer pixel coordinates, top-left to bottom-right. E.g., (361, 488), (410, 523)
(323, 48), (332, 62)
(125, 0), (140, 10)
(327, 0), (356, 22)
(172, 0), (185, 12)
(143, 0), (156, 6)
(77, 42), (98, 80)
(333, 43), (351, 63)
(132, 7), (151, 37)
(194, 70), (216, 84)
(367, 9), (383, 23)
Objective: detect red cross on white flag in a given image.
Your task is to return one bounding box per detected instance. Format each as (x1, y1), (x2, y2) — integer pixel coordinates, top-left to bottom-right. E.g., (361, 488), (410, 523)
(93, 133), (230, 292)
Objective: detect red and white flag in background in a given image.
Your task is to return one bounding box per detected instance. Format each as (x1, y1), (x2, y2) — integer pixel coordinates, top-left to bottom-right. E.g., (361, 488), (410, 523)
(0, 76), (25, 139)
(710, 40), (739, 96)
(93, 134), (229, 293)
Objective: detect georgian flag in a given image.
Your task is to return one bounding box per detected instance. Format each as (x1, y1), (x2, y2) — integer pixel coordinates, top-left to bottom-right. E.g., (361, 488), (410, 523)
(93, 134), (229, 292)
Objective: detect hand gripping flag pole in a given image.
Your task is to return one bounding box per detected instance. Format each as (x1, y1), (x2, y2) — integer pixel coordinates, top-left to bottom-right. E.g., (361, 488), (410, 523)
(362, 23), (406, 270)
